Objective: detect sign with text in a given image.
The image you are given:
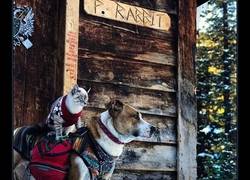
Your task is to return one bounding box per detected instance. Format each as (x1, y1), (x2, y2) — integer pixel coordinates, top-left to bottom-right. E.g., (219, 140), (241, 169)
(84, 0), (171, 31)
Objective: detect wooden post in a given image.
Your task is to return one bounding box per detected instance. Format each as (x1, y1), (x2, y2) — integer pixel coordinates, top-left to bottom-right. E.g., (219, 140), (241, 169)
(63, 0), (80, 94)
(13, 0), (69, 126)
(177, 0), (197, 179)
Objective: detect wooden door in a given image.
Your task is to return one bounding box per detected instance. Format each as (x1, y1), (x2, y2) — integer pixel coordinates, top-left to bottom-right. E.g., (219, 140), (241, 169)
(13, 0), (65, 127)
(77, 0), (178, 179)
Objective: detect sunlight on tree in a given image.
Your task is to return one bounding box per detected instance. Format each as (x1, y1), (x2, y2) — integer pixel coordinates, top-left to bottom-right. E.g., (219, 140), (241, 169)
(196, 0), (237, 179)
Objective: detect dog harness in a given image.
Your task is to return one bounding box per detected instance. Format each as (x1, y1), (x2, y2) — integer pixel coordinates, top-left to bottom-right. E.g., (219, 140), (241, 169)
(29, 127), (115, 180)
(71, 127), (117, 179)
(14, 126), (116, 180)
(29, 135), (72, 180)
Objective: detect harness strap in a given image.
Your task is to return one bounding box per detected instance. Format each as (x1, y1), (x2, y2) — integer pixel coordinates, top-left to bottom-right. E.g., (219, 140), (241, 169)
(71, 127), (116, 177)
(29, 162), (69, 172)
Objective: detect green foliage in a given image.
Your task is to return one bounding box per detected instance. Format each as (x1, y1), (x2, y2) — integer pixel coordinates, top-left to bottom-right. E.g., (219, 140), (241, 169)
(196, 0), (237, 179)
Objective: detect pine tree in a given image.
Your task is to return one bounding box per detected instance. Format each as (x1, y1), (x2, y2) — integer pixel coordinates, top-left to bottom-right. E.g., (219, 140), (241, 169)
(196, 0), (237, 179)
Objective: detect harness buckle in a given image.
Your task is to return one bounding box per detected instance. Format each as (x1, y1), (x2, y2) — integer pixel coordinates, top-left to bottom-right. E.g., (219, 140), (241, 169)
(99, 161), (104, 174)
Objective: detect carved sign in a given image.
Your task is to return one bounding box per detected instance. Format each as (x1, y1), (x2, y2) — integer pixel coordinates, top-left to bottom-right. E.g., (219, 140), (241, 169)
(84, 0), (171, 31)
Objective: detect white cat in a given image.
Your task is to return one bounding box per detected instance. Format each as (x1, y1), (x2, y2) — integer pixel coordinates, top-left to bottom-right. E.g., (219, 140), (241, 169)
(45, 84), (90, 141)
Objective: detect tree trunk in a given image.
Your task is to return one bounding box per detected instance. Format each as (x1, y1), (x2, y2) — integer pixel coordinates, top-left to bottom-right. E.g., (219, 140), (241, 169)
(222, 0), (232, 135)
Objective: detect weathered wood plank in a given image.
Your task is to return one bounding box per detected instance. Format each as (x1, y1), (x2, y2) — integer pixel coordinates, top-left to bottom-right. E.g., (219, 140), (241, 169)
(99, 0), (178, 15)
(78, 17), (177, 65)
(79, 13), (178, 42)
(13, 0), (64, 127)
(116, 142), (176, 171)
(78, 80), (177, 117)
(77, 0), (180, 179)
(177, 0), (197, 179)
(78, 48), (176, 67)
(112, 170), (177, 180)
(84, 0), (171, 31)
(63, 0), (80, 94)
(78, 57), (176, 92)
(81, 108), (176, 144)
(13, 60), (26, 127)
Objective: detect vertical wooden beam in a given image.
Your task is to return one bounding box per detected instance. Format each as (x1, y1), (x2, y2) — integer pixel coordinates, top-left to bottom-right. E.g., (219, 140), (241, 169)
(63, 0), (80, 94)
(177, 0), (197, 179)
(13, 0), (80, 127)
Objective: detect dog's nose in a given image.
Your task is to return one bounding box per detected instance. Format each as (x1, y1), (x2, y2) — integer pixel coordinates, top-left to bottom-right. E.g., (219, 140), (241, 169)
(150, 126), (157, 135)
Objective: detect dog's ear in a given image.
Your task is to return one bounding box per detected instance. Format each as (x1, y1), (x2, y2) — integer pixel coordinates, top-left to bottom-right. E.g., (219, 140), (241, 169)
(108, 99), (124, 118)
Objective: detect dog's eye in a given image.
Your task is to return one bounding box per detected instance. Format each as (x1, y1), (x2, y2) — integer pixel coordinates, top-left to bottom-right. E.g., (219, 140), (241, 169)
(131, 114), (137, 118)
(132, 113), (140, 120)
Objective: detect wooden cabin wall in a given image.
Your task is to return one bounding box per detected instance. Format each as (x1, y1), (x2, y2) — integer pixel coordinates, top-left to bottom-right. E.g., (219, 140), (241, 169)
(177, 0), (197, 179)
(13, 0), (66, 127)
(77, 0), (178, 179)
(13, 0), (197, 178)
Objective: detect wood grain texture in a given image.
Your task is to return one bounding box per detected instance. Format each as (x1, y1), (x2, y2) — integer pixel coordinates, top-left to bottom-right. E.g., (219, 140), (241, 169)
(63, 0), (80, 94)
(116, 142), (176, 171)
(81, 108), (177, 144)
(84, 0), (171, 31)
(77, 0), (180, 177)
(79, 13), (178, 42)
(78, 80), (177, 117)
(13, 0), (65, 127)
(78, 16), (177, 66)
(177, 0), (197, 179)
(103, 0), (178, 15)
(112, 170), (176, 180)
(78, 57), (177, 92)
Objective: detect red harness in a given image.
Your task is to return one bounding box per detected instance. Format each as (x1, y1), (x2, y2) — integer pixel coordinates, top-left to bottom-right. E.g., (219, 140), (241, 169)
(28, 126), (116, 180)
(28, 117), (120, 180)
(29, 137), (72, 180)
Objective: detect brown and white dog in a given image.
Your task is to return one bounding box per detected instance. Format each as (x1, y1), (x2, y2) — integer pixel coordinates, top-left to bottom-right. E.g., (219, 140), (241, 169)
(68, 100), (157, 180)
(13, 100), (157, 180)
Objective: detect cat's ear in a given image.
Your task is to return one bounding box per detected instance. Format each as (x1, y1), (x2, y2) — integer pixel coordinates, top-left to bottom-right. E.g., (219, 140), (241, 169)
(73, 84), (79, 89)
(71, 84), (79, 95)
